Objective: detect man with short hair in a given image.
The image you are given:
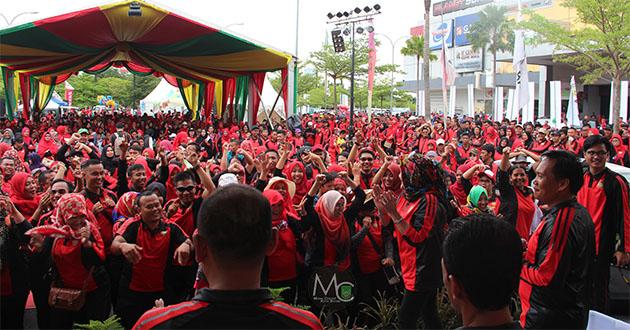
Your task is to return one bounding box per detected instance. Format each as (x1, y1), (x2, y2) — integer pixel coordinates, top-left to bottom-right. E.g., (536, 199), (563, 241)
(81, 159), (118, 248)
(577, 135), (630, 312)
(133, 185), (322, 329)
(1, 157), (16, 194)
(112, 191), (193, 328)
(442, 214), (523, 329)
(456, 132), (472, 164)
(479, 143), (498, 173)
(520, 150), (595, 328)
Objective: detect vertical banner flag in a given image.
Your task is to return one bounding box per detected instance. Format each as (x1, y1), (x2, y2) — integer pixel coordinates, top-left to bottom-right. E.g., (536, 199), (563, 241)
(609, 80), (630, 125)
(526, 82), (535, 123)
(513, 29), (529, 117)
(449, 85), (456, 117)
(441, 34), (456, 124)
(467, 83), (474, 116)
(550, 81), (562, 128)
(64, 81), (74, 106)
(495, 87), (504, 121)
(567, 76), (580, 127)
(367, 29), (377, 117)
(506, 89), (515, 120)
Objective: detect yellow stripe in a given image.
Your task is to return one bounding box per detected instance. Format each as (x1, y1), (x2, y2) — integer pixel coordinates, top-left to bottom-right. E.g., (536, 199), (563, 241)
(215, 80), (223, 117)
(0, 44), (70, 57)
(163, 49), (291, 72)
(37, 80), (53, 110)
(101, 1), (168, 42)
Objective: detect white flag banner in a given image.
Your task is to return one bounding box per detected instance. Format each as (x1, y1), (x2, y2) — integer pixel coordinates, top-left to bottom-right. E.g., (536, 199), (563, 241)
(525, 82), (535, 123)
(467, 84), (474, 116)
(513, 29), (529, 111)
(567, 76), (580, 128)
(621, 81), (629, 122)
(538, 67), (547, 119)
(495, 87), (504, 121)
(449, 85), (457, 116)
(506, 89), (515, 120)
(550, 81), (562, 128)
(418, 90), (425, 116)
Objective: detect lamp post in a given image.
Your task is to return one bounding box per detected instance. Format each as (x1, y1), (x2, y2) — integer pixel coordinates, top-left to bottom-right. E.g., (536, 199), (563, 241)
(375, 33), (408, 111)
(327, 4), (381, 136)
(0, 11), (38, 26)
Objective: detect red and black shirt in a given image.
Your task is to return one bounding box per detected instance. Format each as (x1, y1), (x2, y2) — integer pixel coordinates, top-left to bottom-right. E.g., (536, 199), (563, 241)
(496, 170), (536, 240)
(116, 218), (188, 293)
(133, 288), (323, 329)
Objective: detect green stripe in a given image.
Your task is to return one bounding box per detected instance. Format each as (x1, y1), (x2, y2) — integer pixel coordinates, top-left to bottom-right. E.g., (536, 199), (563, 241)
(135, 31), (262, 57)
(1, 25), (101, 54)
(2, 67), (16, 120)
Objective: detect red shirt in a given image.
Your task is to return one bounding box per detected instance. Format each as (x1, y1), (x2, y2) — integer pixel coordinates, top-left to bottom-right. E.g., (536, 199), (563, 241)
(267, 220), (298, 282)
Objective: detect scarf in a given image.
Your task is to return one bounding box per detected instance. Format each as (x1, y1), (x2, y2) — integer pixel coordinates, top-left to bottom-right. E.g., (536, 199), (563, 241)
(468, 185), (488, 208)
(283, 161), (310, 205)
(9, 172), (40, 218)
(315, 190), (350, 252)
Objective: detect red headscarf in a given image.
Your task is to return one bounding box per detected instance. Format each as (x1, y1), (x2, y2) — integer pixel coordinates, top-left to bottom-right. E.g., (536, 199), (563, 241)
(37, 129), (59, 157)
(9, 172), (40, 218)
(384, 163), (403, 195)
(283, 161), (310, 205)
(263, 190), (287, 224)
(315, 190), (350, 252)
(165, 164), (182, 202)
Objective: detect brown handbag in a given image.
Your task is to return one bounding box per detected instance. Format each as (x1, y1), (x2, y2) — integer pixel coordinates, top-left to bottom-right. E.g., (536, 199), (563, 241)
(48, 266), (94, 312)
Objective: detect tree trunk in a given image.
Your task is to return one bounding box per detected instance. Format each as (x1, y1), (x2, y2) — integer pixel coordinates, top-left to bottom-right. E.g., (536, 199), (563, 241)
(493, 48), (497, 117)
(423, 0), (431, 118)
(333, 78), (337, 110)
(612, 75), (621, 134)
(416, 55), (421, 116)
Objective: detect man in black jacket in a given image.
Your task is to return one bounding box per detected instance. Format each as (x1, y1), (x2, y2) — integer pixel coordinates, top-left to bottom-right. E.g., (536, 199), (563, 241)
(520, 150), (595, 328)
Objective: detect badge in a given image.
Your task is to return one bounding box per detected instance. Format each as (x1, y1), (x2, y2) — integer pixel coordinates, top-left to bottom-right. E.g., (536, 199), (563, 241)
(597, 182), (604, 189)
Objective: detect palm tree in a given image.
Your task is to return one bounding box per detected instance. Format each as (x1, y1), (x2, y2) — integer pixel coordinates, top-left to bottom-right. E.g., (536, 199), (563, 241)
(468, 5), (515, 112)
(401, 36), (437, 116)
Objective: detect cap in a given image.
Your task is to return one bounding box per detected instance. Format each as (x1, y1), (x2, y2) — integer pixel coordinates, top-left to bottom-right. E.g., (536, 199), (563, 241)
(425, 151), (438, 158)
(409, 116), (418, 121)
(549, 130), (560, 136)
(78, 128), (89, 135)
(478, 169), (495, 183)
(513, 154), (529, 164)
(218, 173), (238, 187)
(537, 128), (548, 135)
(436, 138), (445, 145)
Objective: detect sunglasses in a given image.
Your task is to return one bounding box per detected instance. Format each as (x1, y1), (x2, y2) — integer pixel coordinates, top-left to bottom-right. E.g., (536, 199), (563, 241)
(176, 185), (196, 193)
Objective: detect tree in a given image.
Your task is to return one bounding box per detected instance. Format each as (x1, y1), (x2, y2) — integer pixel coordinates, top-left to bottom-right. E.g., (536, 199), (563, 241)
(423, 0), (432, 118)
(308, 38), (369, 108)
(269, 68), (320, 107)
(521, 0), (630, 133)
(468, 5), (515, 111)
(400, 36), (437, 116)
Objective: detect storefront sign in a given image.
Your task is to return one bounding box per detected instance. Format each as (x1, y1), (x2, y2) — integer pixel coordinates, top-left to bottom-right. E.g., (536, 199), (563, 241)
(433, 0), (492, 16)
(454, 14), (480, 46)
(454, 45), (483, 72)
(429, 20), (453, 50)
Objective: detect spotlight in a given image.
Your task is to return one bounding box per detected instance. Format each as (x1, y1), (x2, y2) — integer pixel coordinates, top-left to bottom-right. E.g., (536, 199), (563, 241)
(356, 26), (364, 34)
(366, 26), (374, 33)
(374, 4), (381, 11)
(343, 27), (351, 36)
(128, 1), (142, 16)
(343, 11), (350, 17)
(331, 29), (346, 53)
(354, 7), (361, 14)
(327, 12), (335, 19)
(336, 12), (343, 18)
(364, 6), (372, 12)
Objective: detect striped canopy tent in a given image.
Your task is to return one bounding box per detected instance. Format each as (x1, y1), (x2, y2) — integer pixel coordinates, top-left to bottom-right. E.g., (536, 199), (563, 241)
(0, 0), (295, 122)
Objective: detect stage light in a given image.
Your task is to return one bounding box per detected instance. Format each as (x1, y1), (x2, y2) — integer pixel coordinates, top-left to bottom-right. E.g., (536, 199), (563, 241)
(327, 12), (335, 19)
(343, 11), (350, 17)
(354, 7), (361, 14)
(331, 29), (346, 53)
(356, 26), (364, 34)
(128, 1), (142, 16)
(336, 12), (343, 18)
(374, 4), (381, 11)
(366, 26), (374, 33)
(363, 6), (372, 12)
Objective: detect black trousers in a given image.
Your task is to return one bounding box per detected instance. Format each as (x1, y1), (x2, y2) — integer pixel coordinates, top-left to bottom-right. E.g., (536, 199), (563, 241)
(30, 276), (52, 329)
(117, 290), (165, 329)
(592, 261), (610, 313)
(398, 288), (441, 329)
(50, 284), (112, 329)
(1, 286), (29, 329)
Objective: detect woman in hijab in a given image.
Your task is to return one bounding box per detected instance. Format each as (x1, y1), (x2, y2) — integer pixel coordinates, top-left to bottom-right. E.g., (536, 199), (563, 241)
(21, 127), (32, 147)
(610, 134), (629, 167)
(101, 145), (118, 174)
(264, 177), (298, 217)
(28, 194), (110, 329)
(372, 158), (403, 196)
(262, 190), (303, 303)
(9, 172), (41, 218)
(302, 172), (365, 272)
(145, 182), (167, 205)
(37, 129), (60, 158)
(1, 128), (14, 145)
(283, 161), (311, 205)
(373, 155), (447, 329)
(451, 185), (492, 217)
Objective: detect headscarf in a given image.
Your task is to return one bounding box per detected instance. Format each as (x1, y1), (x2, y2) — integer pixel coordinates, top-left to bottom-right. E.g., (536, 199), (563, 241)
(1, 128), (14, 145)
(165, 164), (182, 201)
(265, 177), (298, 218)
(101, 146), (117, 173)
(143, 148), (155, 159)
(21, 127), (32, 145)
(53, 193), (100, 240)
(315, 190), (349, 251)
(27, 152), (43, 171)
(262, 189), (287, 224)
(3, 149), (27, 173)
(468, 185), (488, 208)
(383, 163), (403, 195)
(402, 153), (446, 201)
(146, 182), (167, 201)
(9, 172), (40, 217)
(113, 191), (139, 222)
(37, 129), (59, 157)
(283, 161), (310, 204)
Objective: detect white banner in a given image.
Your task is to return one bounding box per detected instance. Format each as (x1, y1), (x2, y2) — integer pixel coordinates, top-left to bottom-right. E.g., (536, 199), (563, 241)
(525, 82), (535, 123)
(495, 87), (504, 121)
(467, 84), (474, 116)
(454, 45), (483, 73)
(567, 76), (580, 127)
(506, 89), (515, 120)
(550, 80), (562, 128)
(513, 29), (530, 111)
(449, 85), (457, 116)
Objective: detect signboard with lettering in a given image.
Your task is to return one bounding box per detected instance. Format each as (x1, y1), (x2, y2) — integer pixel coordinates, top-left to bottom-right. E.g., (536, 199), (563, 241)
(410, 25), (424, 37)
(454, 45), (483, 72)
(454, 14), (480, 46)
(308, 266), (356, 311)
(429, 20), (453, 50)
(433, 0), (493, 16)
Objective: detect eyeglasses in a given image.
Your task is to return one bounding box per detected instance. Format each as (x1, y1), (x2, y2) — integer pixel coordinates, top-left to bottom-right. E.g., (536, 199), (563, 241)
(176, 185), (196, 193)
(360, 157), (374, 162)
(585, 150), (608, 157)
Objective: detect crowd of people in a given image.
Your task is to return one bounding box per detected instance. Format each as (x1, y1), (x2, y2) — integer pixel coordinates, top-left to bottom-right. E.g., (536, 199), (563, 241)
(0, 108), (628, 329)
